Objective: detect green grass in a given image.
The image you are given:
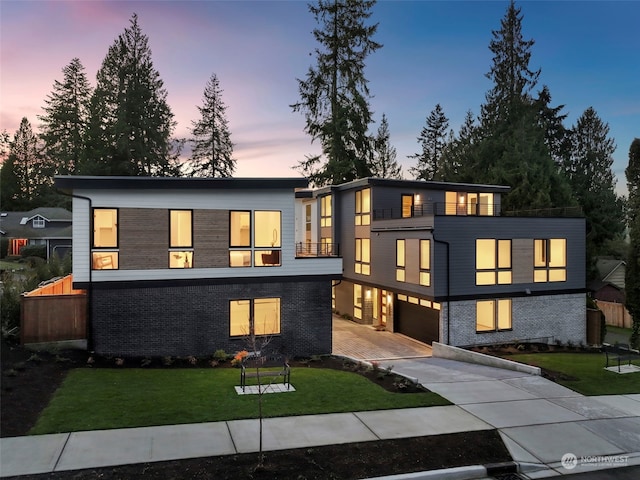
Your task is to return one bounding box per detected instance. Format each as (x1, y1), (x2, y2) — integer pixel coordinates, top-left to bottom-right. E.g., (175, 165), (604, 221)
(30, 367), (449, 435)
(509, 352), (640, 396)
(0, 259), (25, 271)
(605, 325), (632, 343)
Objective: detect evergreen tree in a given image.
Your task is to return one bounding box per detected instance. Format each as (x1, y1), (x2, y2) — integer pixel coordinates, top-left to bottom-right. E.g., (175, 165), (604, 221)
(409, 104), (449, 181)
(292, 0), (381, 186)
(453, 1), (573, 212)
(370, 114), (401, 179)
(626, 138), (640, 347)
(440, 110), (478, 181)
(39, 58), (92, 176)
(1, 118), (46, 210)
(189, 73), (235, 177)
(535, 85), (571, 167)
(565, 107), (624, 277)
(83, 14), (176, 176)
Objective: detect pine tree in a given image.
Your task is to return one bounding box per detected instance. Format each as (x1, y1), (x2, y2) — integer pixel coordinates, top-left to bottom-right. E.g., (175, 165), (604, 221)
(370, 114), (402, 179)
(292, 0), (381, 186)
(626, 138), (640, 348)
(83, 14), (176, 176)
(565, 107), (625, 278)
(440, 110), (478, 181)
(189, 73), (235, 177)
(1, 118), (46, 210)
(409, 104), (450, 181)
(535, 85), (571, 167)
(39, 58), (92, 176)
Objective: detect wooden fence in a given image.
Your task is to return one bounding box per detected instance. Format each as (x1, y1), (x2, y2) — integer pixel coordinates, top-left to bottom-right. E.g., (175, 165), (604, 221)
(21, 275), (87, 345)
(595, 300), (632, 329)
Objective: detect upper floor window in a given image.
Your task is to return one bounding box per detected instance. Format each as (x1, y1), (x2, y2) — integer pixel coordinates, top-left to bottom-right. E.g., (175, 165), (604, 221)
(445, 191), (494, 216)
(92, 208), (118, 270)
(169, 210), (193, 268)
(229, 210), (281, 267)
(320, 195), (332, 227)
(396, 239), (405, 281)
(32, 217), (45, 228)
(402, 195), (414, 218)
(420, 239), (431, 286)
(355, 188), (371, 226)
(534, 238), (566, 282)
(476, 239), (511, 285)
(355, 238), (370, 275)
(476, 299), (512, 332)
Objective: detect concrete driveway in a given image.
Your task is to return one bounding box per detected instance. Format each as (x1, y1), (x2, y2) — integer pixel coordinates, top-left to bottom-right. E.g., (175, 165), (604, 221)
(332, 315), (432, 361)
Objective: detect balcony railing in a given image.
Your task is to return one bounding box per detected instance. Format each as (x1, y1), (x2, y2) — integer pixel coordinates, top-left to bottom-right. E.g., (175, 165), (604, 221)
(373, 202), (501, 220)
(502, 206), (584, 218)
(295, 242), (340, 258)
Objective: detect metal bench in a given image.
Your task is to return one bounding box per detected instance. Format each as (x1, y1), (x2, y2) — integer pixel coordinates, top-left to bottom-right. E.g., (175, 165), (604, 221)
(603, 343), (638, 372)
(240, 353), (291, 392)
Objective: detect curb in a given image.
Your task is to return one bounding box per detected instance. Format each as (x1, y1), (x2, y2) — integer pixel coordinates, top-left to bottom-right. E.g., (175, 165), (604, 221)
(363, 462), (518, 480)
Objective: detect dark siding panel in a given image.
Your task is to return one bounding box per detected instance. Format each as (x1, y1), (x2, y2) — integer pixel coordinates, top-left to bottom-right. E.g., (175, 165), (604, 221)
(119, 208), (167, 270)
(194, 209), (228, 268)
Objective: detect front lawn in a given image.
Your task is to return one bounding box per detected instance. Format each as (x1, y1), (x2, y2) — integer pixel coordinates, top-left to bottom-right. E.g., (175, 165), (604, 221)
(30, 367), (449, 435)
(509, 352), (640, 396)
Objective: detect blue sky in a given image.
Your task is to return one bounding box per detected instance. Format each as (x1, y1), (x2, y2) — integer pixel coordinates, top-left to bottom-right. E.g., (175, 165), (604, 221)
(1, 0), (638, 194)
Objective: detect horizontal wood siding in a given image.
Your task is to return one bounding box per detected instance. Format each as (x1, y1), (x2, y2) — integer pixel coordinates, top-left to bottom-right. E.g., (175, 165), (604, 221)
(512, 238), (533, 284)
(194, 209), (228, 268)
(119, 208), (168, 270)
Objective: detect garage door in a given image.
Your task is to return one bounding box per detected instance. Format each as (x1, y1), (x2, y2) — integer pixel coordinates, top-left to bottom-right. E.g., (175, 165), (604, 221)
(395, 297), (439, 345)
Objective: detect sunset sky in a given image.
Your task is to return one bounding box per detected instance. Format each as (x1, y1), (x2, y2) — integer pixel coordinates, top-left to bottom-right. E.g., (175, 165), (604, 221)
(1, 0), (638, 193)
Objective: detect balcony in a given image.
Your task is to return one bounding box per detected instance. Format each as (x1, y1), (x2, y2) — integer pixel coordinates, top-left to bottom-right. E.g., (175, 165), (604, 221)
(295, 242), (341, 258)
(373, 202), (500, 220)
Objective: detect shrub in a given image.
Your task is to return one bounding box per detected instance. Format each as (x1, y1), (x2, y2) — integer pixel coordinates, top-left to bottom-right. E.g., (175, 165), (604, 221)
(213, 349), (228, 362)
(20, 245), (46, 260)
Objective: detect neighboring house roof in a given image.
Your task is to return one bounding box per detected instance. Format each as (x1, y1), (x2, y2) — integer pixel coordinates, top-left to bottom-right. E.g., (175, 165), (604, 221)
(55, 175), (308, 191)
(0, 208), (72, 239)
(595, 257), (626, 290)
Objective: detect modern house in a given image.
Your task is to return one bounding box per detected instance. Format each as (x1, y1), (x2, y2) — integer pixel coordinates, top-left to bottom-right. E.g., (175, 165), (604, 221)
(297, 178), (586, 348)
(54, 176), (342, 358)
(57, 174), (586, 357)
(0, 208), (72, 259)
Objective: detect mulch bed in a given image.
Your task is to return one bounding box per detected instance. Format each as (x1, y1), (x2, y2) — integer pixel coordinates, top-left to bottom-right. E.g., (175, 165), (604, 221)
(1, 339), (513, 479)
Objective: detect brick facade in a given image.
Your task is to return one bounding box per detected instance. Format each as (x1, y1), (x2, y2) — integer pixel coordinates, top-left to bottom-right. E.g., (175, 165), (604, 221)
(442, 293), (586, 347)
(91, 279), (332, 358)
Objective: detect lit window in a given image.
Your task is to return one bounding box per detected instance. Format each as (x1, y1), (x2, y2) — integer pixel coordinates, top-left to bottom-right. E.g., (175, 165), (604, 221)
(476, 239), (511, 285)
(396, 239), (405, 282)
(445, 191), (494, 216)
(230, 298), (280, 337)
(476, 299), (512, 332)
(230, 211), (250, 247)
(169, 210), (193, 268)
(355, 188), (371, 225)
(354, 284), (362, 319)
(355, 238), (370, 275)
(534, 238), (566, 282)
(92, 208), (118, 270)
(420, 239), (430, 286)
(229, 211), (281, 267)
(321, 195), (332, 227)
(402, 195), (414, 218)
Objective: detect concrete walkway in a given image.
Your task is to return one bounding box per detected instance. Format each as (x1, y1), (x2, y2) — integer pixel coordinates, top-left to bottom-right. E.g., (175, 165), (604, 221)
(380, 357), (640, 478)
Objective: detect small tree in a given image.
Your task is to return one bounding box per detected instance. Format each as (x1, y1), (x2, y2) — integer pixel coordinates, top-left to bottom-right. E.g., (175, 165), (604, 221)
(409, 104), (449, 181)
(370, 113), (402, 179)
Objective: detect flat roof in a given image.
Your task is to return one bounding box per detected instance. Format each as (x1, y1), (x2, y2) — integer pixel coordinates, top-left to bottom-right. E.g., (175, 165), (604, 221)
(313, 177), (511, 195)
(55, 176), (309, 191)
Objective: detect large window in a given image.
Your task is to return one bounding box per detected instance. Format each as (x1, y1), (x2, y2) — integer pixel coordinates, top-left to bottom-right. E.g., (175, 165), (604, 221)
(229, 298), (281, 337)
(355, 188), (371, 226)
(355, 238), (370, 275)
(420, 239), (431, 286)
(396, 239), (405, 281)
(445, 191), (494, 216)
(92, 208), (119, 270)
(320, 195), (332, 227)
(402, 195), (414, 218)
(476, 299), (512, 332)
(169, 210), (193, 268)
(476, 239), (511, 285)
(534, 238), (566, 282)
(354, 284), (362, 319)
(229, 211), (281, 267)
